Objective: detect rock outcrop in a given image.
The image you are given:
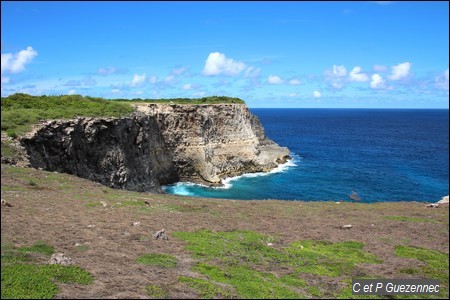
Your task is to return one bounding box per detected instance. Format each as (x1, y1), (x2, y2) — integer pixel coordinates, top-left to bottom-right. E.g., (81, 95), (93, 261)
(20, 103), (290, 193)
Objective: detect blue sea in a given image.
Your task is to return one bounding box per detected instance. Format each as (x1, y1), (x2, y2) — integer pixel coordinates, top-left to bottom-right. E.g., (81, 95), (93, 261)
(164, 109), (449, 203)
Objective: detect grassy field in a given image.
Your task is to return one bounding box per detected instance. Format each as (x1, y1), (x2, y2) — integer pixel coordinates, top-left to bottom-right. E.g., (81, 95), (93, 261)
(1, 164), (448, 299)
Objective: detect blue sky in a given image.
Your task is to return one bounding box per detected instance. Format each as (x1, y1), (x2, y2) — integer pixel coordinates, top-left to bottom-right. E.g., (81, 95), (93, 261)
(1, 1), (449, 108)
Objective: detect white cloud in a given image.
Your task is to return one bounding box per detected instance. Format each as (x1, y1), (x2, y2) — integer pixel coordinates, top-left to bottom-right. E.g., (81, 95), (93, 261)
(388, 62), (411, 80)
(97, 66), (116, 76)
(149, 75), (158, 84)
(328, 65), (347, 77)
(130, 73), (146, 87)
(370, 74), (386, 89)
(171, 66), (188, 75)
(435, 68), (449, 90)
(111, 89), (121, 94)
(313, 90), (321, 98)
(324, 65), (347, 89)
(182, 83), (192, 90)
(135, 91), (144, 96)
(202, 52), (247, 76)
(164, 75), (175, 83)
(244, 66), (261, 78)
(1, 46), (38, 75)
(1, 76), (10, 84)
(288, 93), (298, 98)
(349, 66), (369, 82)
(289, 78), (301, 85)
(373, 64), (388, 72)
(68, 89), (77, 95)
(268, 75), (284, 84)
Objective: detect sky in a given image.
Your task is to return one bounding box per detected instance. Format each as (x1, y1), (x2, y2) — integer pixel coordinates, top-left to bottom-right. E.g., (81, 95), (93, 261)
(1, 1), (449, 108)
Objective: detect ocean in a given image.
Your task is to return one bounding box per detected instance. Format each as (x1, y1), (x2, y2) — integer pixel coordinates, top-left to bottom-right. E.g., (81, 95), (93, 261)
(163, 109), (449, 203)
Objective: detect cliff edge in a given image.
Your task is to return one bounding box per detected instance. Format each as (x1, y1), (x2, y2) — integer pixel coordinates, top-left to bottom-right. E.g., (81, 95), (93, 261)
(19, 103), (290, 193)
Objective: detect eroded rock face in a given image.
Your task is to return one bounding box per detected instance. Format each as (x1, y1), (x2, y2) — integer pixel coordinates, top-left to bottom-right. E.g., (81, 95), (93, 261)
(20, 104), (290, 192)
(139, 104), (290, 185)
(21, 116), (177, 193)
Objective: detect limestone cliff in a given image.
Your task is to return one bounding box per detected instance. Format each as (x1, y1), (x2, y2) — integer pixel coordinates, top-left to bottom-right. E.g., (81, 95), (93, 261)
(20, 104), (290, 193)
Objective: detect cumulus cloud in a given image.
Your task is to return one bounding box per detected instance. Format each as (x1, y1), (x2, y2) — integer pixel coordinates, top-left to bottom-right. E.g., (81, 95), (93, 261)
(388, 62), (411, 80)
(313, 90), (321, 98)
(67, 89), (77, 95)
(111, 89), (121, 94)
(268, 75), (284, 84)
(324, 65), (347, 89)
(349, 66), (369, 82)
(181, 83), (192, 90)
(131, 73), (146, 87)
(1, 46), (38, 75)
(202, 52), (247, 76)
(370, 74), (386, 89)
(326, 65), (347, 77)
(373, 64), (388, 72)
(289, 78), (301, 85)
(1, 46), (38, 83)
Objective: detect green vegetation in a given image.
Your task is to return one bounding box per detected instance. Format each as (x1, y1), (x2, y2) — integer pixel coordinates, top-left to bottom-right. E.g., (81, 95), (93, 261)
(179, 276), (232, 299)
(1, 93), (134, 137)
(1, 242), (92, 299)
(145, 284), (170, 298)
(286, 240), (382, 277)
(385, 216), (440, 223)
(395, 245), (449, 298)
(136, 253), (177, 268)
(113, 95), (245, 105)
(173, 230), (381, 298)
(18, 240), (54, 256)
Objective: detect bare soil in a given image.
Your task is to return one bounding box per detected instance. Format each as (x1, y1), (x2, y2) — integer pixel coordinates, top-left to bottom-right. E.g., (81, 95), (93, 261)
(1, 164), (448, 298)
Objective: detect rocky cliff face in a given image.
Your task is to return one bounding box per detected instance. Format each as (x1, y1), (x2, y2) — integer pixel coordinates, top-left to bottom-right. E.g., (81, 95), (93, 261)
(20, 104), (290, 193)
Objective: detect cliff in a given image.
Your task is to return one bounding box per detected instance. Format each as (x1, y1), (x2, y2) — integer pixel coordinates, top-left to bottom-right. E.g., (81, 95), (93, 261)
(19, 104), (290, 193)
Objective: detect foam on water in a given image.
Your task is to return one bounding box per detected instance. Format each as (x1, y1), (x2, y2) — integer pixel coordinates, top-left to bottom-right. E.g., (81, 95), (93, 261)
(163, 154), (300, 193)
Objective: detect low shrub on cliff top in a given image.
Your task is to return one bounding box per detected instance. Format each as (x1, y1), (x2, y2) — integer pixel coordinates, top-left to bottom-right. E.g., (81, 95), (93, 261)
(1, 93), (134, 136)
(112, 95), (246, 105)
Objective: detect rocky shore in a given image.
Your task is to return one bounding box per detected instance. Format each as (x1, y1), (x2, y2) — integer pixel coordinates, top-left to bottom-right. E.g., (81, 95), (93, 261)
(18, 103), (290, 193)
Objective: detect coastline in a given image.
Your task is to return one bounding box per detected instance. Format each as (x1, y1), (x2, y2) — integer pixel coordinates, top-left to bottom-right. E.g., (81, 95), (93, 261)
(163, 154), (298, 195)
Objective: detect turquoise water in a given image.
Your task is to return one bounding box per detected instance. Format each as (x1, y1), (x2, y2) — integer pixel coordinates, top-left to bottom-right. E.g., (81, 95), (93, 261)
(163, 109), (449, 203)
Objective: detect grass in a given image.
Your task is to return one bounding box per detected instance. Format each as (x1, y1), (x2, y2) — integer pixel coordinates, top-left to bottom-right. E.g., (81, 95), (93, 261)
(395, 245), (449, 298)
(179, 276), (232, 299)
(113, 95), (245, 105)
(1, 241), (92, 299)
(286, 240), (382, 277)
(1, 93), (134, 137)
(385, 216), (440, 223)
(136, 253), (177, 268)
(173, 229), (382, 298)
(145, 284), (170, 298)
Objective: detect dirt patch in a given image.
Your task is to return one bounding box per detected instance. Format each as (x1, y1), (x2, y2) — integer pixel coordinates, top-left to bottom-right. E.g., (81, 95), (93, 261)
(1, 164), (448, 298)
